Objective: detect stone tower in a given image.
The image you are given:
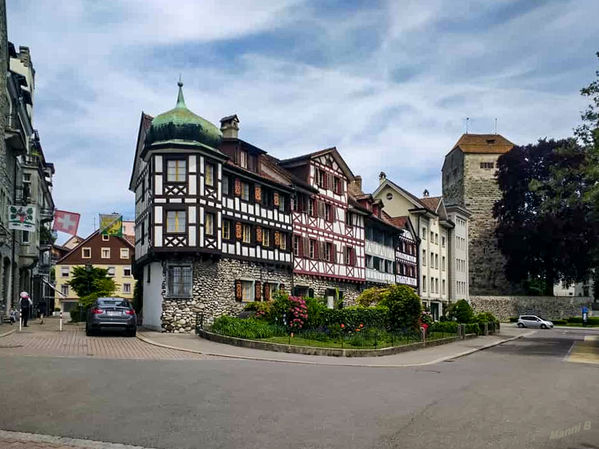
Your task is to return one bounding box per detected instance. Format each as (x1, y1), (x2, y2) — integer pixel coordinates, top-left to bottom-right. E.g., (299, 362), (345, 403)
(442, 133), (515, 295)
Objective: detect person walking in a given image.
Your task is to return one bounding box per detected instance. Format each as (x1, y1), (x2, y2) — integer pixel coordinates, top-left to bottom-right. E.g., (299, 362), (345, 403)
(37, 300), (47, 325)
(20, 292), (33, 327)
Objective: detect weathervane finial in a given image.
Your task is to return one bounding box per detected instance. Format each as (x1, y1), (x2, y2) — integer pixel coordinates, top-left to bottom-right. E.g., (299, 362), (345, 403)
(178, 73), (183, 87)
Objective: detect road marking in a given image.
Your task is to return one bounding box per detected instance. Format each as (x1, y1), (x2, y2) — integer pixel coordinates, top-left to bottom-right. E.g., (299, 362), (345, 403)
(0, 428), (159, 449)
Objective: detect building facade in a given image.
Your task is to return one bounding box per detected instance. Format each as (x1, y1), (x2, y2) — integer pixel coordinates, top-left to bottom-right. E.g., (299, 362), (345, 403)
(54, 231), (135, 311)
(442, 133), (514, 295)
(0, 6), (55, 318)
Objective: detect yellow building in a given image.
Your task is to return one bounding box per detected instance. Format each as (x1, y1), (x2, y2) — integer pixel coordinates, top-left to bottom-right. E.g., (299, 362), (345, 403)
(55, 230), (135, 311)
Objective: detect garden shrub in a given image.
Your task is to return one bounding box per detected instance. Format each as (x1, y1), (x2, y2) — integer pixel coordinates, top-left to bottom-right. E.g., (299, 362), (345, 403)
(474, 312), (499, 325)
(211, 316), (286, 339)
(304, 297), (327, 328)
(449, 299), (474, 323)
(69, 308), (81, 323)
(379, 285), (422, 331)
(356, 287), (386, 307)
(430, 321), (459, 333)
(551, 319), (567, 325)
(321, 306), (389, 330)
(568, 316), (599, 325)
(509, 317), (518, 323)
(464, 323), (479, 335)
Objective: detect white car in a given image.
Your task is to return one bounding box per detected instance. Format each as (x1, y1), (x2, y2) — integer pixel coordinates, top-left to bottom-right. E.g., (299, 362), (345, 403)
(517, 315), (554, 329)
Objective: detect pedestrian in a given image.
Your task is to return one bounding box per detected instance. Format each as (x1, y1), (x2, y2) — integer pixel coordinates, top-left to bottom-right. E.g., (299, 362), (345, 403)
(37, 300), (47, 325)
(19, 292), (33, 327)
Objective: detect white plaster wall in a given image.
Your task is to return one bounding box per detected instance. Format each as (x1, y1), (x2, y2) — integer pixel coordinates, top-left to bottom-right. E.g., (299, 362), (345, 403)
(143, 262), (164, 331)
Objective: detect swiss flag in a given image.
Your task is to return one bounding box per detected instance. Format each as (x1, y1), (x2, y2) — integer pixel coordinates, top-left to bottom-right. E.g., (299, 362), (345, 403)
(53, 210), (81, 236)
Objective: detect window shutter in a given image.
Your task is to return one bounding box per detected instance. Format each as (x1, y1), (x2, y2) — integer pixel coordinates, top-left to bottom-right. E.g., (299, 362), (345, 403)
(329, 205), (335, 222)
(255, 281), (262, 301)
(274, 231), (280, 247)
(256, 226), (262, 243)
(263, 283), (270, 301)
(235, 280), (242, 301)
(279, 284), (285, 294)
(234, 178), (241, 196)
(332, 244), (337, 263)
(255, 185), (262, 202)
(235, 222), (242, 240)
(273, 192), (280, 207)
(327, 173), (334, 191)
(303, 237), (310, 258)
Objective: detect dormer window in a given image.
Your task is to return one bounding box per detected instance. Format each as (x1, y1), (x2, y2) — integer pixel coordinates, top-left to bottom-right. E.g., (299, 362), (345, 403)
(239, 150), (248, 169)
(167, 159), (186, 182)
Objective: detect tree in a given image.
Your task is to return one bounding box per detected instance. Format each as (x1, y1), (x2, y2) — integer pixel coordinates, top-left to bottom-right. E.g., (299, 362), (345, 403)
(379, 285), (422, 331)
(67, 266), (116, 301)
(494, 139), (598, 295)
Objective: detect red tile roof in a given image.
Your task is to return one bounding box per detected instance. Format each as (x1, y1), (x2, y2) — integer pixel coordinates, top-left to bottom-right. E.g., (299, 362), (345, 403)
(452, 133), (514, 154)
(419, 196), (442, 213)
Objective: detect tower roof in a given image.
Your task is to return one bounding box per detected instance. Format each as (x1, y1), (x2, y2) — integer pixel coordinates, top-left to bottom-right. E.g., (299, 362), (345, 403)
(452, 133), (514, 154)
(145, 81), (222, 149)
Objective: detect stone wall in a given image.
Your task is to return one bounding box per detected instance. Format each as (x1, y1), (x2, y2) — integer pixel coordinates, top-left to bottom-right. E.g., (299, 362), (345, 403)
(161, 258), (292, 332)
(470, 295), (593, 321)
(292, 273), (360, 306)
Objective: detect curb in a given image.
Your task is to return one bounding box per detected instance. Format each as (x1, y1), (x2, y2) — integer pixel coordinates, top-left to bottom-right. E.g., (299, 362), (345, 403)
(137, 331), (535, 368)
(0, 328), (16, 338)
(0, 428), (158, 449)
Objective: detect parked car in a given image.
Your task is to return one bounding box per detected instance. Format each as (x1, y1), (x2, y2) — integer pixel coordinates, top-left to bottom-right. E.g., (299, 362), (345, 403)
(517, 315), (554, 329)
(86, 297), (136, 337)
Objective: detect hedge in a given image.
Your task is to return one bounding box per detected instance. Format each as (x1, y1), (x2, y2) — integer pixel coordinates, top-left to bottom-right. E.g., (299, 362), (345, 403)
(567, 316), (599, 325)
(429, 321), (459, 333)
(211, 316), (286, 339)
(321, 306), (389, 330)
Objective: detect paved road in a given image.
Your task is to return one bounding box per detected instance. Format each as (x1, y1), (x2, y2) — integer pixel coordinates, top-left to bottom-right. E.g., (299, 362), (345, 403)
(0, 326), (597, 449)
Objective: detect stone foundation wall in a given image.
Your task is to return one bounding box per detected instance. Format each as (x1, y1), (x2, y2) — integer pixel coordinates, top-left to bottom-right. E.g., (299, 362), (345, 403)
(470, 295), (593, 321)
(292, 273), (361, 306)
(161, 258), (292, 332)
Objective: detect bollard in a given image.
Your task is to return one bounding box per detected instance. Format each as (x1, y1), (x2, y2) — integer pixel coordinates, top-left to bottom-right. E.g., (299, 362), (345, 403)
(59, 311), (63, 332)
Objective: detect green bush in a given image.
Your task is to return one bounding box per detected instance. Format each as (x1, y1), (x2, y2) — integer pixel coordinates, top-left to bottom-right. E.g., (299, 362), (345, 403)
(70, 308), (81, 323)
(474, 312), (499, 325)
(567, 316), (599, 325)
(430, 321), (459, 333)
(379, 285), (422, 331)
(552, 319), (567, 325)
(211, 316), (286, 339)
(321, 306), (389, 330)
(356, 287), (386, 307)
(450, 299), (474, 323)
(304, 297), (328, 328)
(509, 317), (518, 323)
(464, 323), (479, 335)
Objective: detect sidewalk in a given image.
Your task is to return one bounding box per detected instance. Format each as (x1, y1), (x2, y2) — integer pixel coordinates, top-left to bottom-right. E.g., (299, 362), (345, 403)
(0, 429), (157, 449)
(138, 326), (534, 367)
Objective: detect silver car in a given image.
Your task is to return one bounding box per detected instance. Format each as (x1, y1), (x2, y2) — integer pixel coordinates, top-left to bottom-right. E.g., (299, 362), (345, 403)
(517, 315), (554, 329)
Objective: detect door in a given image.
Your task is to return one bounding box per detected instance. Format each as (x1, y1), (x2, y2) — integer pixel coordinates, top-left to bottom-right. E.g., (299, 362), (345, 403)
(430, 302), (440, 321)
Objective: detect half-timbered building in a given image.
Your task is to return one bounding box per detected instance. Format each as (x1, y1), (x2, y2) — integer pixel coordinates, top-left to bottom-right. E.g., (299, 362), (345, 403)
(279, 149), (365, 307)
(129, 83), (293, 331)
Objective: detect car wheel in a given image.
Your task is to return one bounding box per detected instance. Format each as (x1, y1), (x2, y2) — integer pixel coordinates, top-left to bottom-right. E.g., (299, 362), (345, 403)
(517, 323), (524, 328)
(86, 326), (93, 337)
(127, 328), (136, 337)
(540, 324), (547, 329)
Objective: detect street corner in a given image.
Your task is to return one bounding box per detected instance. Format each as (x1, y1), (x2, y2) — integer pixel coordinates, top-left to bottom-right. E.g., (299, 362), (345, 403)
(566, 335), (599, 365)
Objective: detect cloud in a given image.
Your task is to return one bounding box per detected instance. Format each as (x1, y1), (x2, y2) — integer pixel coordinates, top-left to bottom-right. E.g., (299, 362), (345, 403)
(6, 0), (599, 241)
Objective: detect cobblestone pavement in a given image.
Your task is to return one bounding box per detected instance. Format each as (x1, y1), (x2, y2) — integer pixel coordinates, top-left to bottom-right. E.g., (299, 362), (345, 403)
(0, 429), (156, 449)
(0, 317), (206, 360)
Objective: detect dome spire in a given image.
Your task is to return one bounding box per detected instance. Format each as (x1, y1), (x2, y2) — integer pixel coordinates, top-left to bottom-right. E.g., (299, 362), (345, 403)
(176, 75), (186, 109)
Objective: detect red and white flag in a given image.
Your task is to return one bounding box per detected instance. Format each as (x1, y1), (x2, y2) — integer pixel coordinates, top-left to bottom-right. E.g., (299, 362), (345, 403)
(52, 210), (80, 236)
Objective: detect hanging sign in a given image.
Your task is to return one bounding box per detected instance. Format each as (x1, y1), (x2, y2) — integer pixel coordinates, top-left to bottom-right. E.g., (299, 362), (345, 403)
(8, 205), (36, 231)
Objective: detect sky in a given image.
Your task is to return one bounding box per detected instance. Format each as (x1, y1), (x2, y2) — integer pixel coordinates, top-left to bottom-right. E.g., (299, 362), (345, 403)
(6, 0), (599, 240)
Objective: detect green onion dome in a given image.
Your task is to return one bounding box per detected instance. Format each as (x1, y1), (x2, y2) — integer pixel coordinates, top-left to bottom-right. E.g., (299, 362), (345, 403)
(145, 81), (222, 148)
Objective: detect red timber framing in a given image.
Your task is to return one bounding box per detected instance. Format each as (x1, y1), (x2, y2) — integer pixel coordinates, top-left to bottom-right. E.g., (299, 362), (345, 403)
(281, 148), (365, 284)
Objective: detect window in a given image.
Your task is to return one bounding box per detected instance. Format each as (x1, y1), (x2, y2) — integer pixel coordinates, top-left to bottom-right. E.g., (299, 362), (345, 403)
(346, 211), (352, 227)
(430, 253), (434, 266)
(107, 267), (115, 277)
(239, 150), (248, 169)
(241, 280), (254, 301)
(442, 256), (446, 271)
(325, 204), (333, 222)
(205, 212), (215, 236)
(423, 249), (426, 266)
(345, 246), (355, 266)
(442, 236), (446, 248)
(101, 248), (110, 259)
(422, 228), (426, 239)
(205, 163), (214, 187)
(102, 234), (109, 241)
(262, 229), (270, 247)
(422, 276), (426, 292)
(430, 231), (434, 242)
(435, 254), (439, 269)
(166, 210), (186, 233)
(442, 279), (446, 294)
(167, 159), (186, 182)
(309, 239), (316, 259)
(167, 265), (192, 297)
(279, 233), (287, 250)
(222, 220), (231, 240)
(480, 162), (494, 169)
(386, 260), (393, 274)
(317, 169), (326, 188)
(21, 230), (30, 244)
(241, 182), (250, 201)
(333, 177), (342, 194)
(366, 255), (374, 269)
(293, 235), (300, 256)
(61, 266), (69, 277)
(435, 233), (438, 244)
(60, 285), (69, 297)
(278, 195), (285, 213)
(222, 175), (230, 196)
(309, 198), (316, 217)
(123, 283), (131, 294)
(242, 224), (251, 244)
(124, 267), (132, 277)
(120, 248), (129, 259)
(323, 242), (331, 262)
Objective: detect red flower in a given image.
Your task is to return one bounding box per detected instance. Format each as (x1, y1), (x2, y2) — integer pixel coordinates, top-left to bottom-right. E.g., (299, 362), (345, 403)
(340, 323), (345, 329)
(359, 323), (364, 328)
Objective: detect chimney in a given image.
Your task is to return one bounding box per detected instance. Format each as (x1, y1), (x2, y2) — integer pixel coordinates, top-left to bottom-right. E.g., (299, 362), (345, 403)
(18, 46), (31, 67)
(423, 189), (429, 198)
(379, 171), (386, 185)
(220, 114), (239, 139)
(354, 175), (362, 191)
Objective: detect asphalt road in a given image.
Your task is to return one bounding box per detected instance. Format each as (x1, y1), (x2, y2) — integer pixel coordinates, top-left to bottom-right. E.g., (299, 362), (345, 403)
(0, 327), (597, 449)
